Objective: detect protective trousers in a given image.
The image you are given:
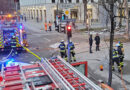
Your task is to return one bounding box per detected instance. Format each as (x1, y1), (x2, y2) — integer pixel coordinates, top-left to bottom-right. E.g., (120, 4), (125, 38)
(119, 55), (124, 67)
(70, 50), (76, 62)
(60, 51), (67, 61)
(112, 57), (121, 72)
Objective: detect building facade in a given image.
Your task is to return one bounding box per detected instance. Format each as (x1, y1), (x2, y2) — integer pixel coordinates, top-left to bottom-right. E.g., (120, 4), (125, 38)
(0, 0), (20, 15)
(20, 0), (100, 23)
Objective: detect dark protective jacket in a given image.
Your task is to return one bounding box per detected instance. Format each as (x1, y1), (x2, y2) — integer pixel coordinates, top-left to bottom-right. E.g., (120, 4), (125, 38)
(59, 43), (66, 52)
(95, 36), (100, 45)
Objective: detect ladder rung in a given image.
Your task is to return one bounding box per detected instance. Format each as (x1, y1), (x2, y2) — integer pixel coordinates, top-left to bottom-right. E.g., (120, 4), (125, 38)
(56, 62), (61, 64)
(67, 77), (79, 82)
(72, 83), (86, 88)
(25, 70), (44, 75)
(59, 65), (64, 67)
(63, 68), (69, 71)
(5, 71), (20, 76)
(4, 85), (24, 90)
(72, 84), (79, 87)
(6, 68), (20, 72)
(5, 77), (21, 81)
(80, 83), (86, 86)
(62, 74), (67, 77)
(54, 65), (59, 68)
(57, 69), (63, 72)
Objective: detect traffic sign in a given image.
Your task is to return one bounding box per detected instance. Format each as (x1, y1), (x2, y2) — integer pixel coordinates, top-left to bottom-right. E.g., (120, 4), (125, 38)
(64, 10), (69, 16)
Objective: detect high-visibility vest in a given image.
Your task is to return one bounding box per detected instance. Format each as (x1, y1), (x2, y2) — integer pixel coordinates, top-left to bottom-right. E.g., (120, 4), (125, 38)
(48, 23), (52, 27)
(44, 23), (47, 30)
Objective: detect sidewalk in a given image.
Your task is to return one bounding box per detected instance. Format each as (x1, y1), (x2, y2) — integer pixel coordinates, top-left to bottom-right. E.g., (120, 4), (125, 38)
(75, 41), (130, 89)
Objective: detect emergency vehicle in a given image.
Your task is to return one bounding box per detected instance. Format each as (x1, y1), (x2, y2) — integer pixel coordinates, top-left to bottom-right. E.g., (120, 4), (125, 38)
(0, 14), (28, 52)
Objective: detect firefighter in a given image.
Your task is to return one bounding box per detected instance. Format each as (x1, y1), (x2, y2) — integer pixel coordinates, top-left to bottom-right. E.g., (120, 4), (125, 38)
(117, 41), (124, 68)
(112, 49), (121, 72)
(67, 41), (76, 62)
(48, 21), (52, 31)
(59, 40), (67, 61)
(10, 35), (18, 58)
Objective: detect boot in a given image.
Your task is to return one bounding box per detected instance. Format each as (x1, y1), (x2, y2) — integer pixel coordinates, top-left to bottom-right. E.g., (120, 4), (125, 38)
(118, 66), (121, 73)
(112, 68), (115, 71)
(73, 57), (76, 62)
(112, 66), (115, 71)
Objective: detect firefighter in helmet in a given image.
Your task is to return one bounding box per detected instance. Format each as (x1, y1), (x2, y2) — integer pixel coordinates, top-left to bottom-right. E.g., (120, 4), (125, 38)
(112, 49), (121, 72)
(59, 40), (67, 61)
(67, 40), (76, 62)
(10, 35), (18, 57)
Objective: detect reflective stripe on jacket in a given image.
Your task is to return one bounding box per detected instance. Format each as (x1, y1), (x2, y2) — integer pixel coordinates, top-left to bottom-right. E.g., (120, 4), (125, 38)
(59, 43), (66, 52)
(113, 50), (118, 58)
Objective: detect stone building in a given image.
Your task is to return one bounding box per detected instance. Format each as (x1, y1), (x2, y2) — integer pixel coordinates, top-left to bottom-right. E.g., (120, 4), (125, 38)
(20, 0), (99, 23)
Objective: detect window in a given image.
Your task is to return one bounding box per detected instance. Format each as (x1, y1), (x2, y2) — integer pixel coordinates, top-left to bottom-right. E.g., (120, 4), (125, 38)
(68, 0), (72, 3)
(60, 0), (64, 3)
(76, 0), (79, 3)
(52, 0), (55, 3)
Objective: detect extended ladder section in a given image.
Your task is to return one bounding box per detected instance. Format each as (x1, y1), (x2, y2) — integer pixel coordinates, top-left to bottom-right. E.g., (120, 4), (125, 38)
(41, 56), (102, 90)
(0, 62), (74, 90)
(0, 57), (103, 90)
(0, 64), (30, 90)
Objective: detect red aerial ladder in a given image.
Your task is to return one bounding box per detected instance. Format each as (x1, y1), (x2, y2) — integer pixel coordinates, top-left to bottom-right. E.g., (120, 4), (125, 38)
(0, 56), (103, 90)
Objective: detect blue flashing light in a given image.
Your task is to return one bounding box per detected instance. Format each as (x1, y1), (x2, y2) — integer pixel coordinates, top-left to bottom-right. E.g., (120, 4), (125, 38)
(6, 58), (15, 66)
(19, 25), (23, 29)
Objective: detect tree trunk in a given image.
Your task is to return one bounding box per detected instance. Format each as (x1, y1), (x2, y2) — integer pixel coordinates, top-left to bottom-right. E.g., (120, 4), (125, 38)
(84, 0), (87, 23)
(108, 0), (114, 86)
(124, 0), (129, 39)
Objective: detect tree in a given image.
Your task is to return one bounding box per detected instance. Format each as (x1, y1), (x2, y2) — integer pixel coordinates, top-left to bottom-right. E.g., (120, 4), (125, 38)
(93, 0), (119, 86)
(95, 0), (129, 86)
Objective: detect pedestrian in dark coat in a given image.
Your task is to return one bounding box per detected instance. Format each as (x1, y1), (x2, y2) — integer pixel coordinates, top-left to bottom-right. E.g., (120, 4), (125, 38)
(89, 34), (93, 53)
(94, 33), (100, 51)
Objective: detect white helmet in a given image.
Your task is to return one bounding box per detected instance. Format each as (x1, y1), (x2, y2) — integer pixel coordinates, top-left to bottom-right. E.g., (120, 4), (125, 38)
(12, 35), (16, 38)
(69, 39), (72, 43)
(61, 40), (64, 43)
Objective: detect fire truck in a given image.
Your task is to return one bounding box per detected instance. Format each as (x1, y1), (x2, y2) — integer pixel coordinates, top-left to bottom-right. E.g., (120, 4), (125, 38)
(0, 14), (28, 52)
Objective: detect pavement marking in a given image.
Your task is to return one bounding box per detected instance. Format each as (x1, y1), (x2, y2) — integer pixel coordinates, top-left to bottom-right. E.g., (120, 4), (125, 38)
(50, 43), (60, 49)
(44, 38), (51, 42)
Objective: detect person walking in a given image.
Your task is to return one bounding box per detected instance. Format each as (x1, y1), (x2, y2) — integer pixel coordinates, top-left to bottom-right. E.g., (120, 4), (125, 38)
(44, 22), (47, 32)
(89, 34), (93, 53)
(48, 21), (52, 31)
(59, 40), (67, 61)
(94, 33), (100, 51)
(67, 41), (76, 62)
(112, 49), (121, 72)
